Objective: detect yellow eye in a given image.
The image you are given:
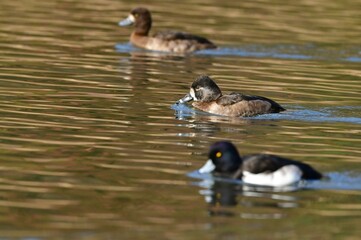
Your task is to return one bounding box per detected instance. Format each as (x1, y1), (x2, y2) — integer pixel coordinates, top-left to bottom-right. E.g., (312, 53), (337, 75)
(134, 13), (138, 17)
(216, 152), (222, 158)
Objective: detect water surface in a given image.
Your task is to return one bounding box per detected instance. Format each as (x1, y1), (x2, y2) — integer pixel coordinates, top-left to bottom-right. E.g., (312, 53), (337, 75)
(0, 0), (360, 239)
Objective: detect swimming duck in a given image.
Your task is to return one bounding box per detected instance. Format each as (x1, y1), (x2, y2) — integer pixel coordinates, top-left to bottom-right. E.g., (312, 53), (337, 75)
(177, 75), (286, 117)
(119, 7), (217, 53)
(198, 141), (322, 187)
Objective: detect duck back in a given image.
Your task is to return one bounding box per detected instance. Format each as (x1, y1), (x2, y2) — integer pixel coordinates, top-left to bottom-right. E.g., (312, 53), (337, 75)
(242, 154), (322, 180)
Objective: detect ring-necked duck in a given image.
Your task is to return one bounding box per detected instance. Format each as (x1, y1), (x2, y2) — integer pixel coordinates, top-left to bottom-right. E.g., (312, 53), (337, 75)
(199, 141), (322, 187)
(177, 75), (286, 117)
(119, 7), (217, 53)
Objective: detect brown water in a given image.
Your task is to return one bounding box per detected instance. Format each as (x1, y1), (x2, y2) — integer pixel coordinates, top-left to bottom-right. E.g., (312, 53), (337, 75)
(0, 0), (361, 239)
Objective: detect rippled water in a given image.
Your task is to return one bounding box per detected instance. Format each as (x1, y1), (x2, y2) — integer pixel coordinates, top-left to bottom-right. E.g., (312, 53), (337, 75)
(0, 0), (360, 239)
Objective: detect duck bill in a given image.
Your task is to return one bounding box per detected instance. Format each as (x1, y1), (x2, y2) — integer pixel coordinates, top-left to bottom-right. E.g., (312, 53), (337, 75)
(119, 15), (135, 26)
(177, 93), (193, 104)
(198, 159), (216, 174)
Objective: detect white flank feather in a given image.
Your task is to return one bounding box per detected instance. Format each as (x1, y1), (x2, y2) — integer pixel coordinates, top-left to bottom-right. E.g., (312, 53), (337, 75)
(242, 165), (302, 187)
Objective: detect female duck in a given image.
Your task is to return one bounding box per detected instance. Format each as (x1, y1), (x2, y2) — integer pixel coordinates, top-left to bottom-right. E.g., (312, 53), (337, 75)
(119, 7), (217, 53)
(199, 141), (322, 187)
(177, 75), (285, 117)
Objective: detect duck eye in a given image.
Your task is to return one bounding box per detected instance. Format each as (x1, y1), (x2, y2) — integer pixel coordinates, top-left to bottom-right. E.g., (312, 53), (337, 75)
(134, 13), (139, 17)
(216, 152), (222, 158)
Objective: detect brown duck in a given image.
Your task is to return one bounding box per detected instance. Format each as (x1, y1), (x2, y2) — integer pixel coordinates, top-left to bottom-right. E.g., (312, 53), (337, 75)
(177, 75), (286, 117)
(119, 7), (217, 53)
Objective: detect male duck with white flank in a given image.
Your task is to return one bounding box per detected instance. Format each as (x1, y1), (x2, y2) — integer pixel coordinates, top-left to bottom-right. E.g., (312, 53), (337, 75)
(199, 141), (322, 187)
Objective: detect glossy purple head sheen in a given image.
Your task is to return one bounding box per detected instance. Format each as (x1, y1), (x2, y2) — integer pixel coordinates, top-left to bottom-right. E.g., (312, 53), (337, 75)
(209, 141), (242, 173)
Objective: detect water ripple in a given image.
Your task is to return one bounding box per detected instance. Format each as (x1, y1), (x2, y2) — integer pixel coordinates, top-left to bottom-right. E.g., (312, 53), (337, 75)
(172, 103), (361, 124)
(116, 43), (361, 62)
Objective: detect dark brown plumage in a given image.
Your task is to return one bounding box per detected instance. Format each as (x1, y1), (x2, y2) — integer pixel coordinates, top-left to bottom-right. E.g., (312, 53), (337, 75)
(119, 7), (217, 53)
(177, 75), (286, 117)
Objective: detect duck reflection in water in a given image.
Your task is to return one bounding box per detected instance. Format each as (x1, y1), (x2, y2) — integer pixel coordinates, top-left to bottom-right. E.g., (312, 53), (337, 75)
(195, 178), (299, 218)
(199, 181), (240, 217)
(173, 101), (253, 139)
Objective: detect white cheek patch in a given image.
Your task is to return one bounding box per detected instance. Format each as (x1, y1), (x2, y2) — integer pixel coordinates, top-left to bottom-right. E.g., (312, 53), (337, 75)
(190, 88), (198, 101)
(242, 165), (302, 187)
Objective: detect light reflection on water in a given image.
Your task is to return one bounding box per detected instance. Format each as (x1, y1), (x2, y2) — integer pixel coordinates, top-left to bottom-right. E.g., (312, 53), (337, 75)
(0, 0), (361, 238)
(189, 169), (361, 192)
(172, 103), (361, 124)
(188, 169), (361, 224)
(116, 43), (361, 62)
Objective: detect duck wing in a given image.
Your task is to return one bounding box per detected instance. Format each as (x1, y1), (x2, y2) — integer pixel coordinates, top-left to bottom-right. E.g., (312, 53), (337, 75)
(153, 31), (215, 44)
(242, 154), (322, 180)
(216, 93), (246, 106)
(217, 92), (286, 112)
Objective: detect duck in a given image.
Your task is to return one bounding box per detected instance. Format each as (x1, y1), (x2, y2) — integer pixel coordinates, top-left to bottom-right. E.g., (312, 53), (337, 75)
(177, 75), (286, 117)
(119, 7), (217, 53)
(198, 141), (322, 187)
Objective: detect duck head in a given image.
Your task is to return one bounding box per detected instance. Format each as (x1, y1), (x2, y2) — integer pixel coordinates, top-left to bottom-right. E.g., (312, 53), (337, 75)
(199, 141), (242, 174)
(177, 75), (222, 104)
(119, 7), (152, 35)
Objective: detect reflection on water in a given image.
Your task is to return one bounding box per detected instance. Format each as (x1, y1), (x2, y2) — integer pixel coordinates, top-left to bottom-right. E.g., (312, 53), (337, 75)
(254, 107), (361, 124)
(173, 103), (361, 124)
(197, 44), (361, 62)
(116, 43), (361, 62)
(190, 169), (361, 221)
(0, 0), (361, 238)
(192, 173), (300, 218)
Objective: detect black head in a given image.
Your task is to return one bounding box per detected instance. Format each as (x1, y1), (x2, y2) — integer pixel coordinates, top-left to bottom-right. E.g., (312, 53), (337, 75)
(208, 141), (242, 173)
(119, 7), (152, 35)
(190, 75), (222, 102)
